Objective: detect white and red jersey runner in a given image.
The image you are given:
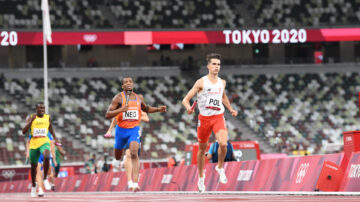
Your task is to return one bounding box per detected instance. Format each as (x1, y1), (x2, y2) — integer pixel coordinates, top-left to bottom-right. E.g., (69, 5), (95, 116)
(197, 75), (225, 116)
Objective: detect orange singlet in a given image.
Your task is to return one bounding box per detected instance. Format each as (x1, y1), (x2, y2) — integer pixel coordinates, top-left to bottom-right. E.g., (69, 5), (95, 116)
(116, 92), (142, 129)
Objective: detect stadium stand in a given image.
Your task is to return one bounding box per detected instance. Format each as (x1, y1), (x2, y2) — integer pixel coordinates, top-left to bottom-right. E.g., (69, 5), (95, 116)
(252, 0), (360, 28)
(2, 65), (360, 165)
(108, 0), (244, 28)
(225, 71), (360, 155)
(0, 0), (112, 29)
(1, 0), (359, 29)
(0, 93), (27, 165)
(0, 74), (242, 165)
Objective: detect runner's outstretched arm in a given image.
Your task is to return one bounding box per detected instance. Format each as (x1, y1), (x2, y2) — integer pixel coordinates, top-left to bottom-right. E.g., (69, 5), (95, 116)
(139, 95), (166, 113)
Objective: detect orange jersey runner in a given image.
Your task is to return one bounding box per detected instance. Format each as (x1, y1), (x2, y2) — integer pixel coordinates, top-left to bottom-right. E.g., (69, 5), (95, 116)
(116, 92), (142, 129)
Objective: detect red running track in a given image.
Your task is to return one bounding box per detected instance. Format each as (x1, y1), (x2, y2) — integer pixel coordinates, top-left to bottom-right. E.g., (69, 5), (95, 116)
(0, 192), (359, 202)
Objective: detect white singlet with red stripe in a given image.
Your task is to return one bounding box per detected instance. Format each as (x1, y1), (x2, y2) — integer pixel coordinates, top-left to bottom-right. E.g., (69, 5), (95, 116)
(197, 75), (225, 116)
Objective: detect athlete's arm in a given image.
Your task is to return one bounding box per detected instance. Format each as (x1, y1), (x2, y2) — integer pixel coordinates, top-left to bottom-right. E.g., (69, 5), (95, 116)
(222, 80), (238, 117)
(57, 146), (66, 157)
(141, 111), (150, 122)
(22, 114), (36, 134)
(182, 79), (203, 114)
(139, 95), (166, 113)
(50, 140), (57, 167)
(25, 139), (30, 159)
(48, 116), (58, 142)
(105, 93), (128, 119)
(106, 118), (117, 134)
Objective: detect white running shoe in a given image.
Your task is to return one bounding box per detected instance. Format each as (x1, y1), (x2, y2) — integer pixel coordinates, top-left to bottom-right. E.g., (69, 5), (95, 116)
(197, 175), (205, 193)
(127, 181), (133, 189)
(132, 182), (140, 192)
(43, 179), (51, 190)
(38, 187), (44, 197)
(215, 166), (228, 184)
(31, 186), (37, 198)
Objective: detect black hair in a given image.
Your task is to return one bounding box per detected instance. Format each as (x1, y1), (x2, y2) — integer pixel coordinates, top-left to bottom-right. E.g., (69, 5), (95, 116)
(35, 102), (44, 108)
(121, 76), (132, 85)
(206, 53), (221, 64)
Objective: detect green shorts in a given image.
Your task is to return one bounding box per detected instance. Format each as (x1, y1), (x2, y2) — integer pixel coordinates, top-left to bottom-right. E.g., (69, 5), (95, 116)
(29, 142), (51, 164)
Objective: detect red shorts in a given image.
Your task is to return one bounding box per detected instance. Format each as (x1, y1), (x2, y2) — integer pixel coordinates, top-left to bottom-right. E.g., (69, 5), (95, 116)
(197, 113), (227, 143)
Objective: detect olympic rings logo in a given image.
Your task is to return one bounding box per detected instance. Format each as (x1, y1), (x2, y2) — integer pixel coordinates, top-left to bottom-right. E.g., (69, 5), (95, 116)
(83, 34), (97, 43)
(1, 170), (16, 179)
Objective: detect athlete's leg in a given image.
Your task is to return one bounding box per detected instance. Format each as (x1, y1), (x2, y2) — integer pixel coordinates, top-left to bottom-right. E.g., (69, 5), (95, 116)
(42, 149), (50, 180)
(124, 149), (133, 188)
(36, 162), (45, 196)
(197, 116), (212, 178)
(114, 125), (128, 161)
(30, 163), (37, 187)
(114, 149), (124, 161)
(214, 122), (228, 184)
(129, 141), (140, 183)
(29, 149), (41, 187)
(36, 163), (44, 190)
(197, 142), (208, 178)
(54, 164), (60, 178)
(47, 161), (52, 181)
(215, 129), (228, 169)
(48, 159), (55, 190)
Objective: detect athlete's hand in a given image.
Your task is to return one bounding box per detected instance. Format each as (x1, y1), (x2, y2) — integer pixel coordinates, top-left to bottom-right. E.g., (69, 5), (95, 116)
(230, 109), (238, 117)
(186, 107), (194, 115)
(54, 161), (58, 167)
(121, 104), (129, 112)
(30, 114), (37, 122)
(158, 105), (167, 112)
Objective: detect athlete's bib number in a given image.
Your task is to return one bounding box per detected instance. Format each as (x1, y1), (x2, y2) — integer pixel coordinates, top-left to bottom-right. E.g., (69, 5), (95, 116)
(33, 128), (47, 137)
(123, 110), (139, 121)
(205, 97), (221, 110)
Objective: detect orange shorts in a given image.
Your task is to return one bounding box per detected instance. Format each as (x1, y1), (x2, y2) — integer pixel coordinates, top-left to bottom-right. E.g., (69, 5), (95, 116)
(197, 113), (227, 143)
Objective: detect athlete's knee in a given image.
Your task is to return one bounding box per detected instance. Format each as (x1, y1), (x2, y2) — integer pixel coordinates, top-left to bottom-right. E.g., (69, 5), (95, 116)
(125, 150), (131, 158)
(114, 149), (123, 160)
(43, 150), (50, 158)
(218, 142), (227, 149)
(198, 145), (208, 154)
(130, 149), (138, 159)
(31, 164), (37, 170)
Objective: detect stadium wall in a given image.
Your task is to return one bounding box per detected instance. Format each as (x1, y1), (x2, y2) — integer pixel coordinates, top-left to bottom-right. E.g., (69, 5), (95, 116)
(1, 152), (360, 192)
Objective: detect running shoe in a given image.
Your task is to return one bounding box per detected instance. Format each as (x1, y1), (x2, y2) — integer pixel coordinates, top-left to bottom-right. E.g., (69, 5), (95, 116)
(43, 179), (51, 190)
(31, 186), (37, 198)
(127, 181), (133, 190)
(132, 183), (140, 192)
(38, 187), (44, 197)
(198, 175), (205, 193)
(215, 166), (228, 184)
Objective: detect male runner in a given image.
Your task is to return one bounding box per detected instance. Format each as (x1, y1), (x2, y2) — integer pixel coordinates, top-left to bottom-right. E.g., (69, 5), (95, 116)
(105, 77), (166, 191)
(54, 142), (66, 178)
(25, 132), (56, 197)
(22, 103), (58, 197)
(182, 53), (238, 192)
(104, 111), (149, 190)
